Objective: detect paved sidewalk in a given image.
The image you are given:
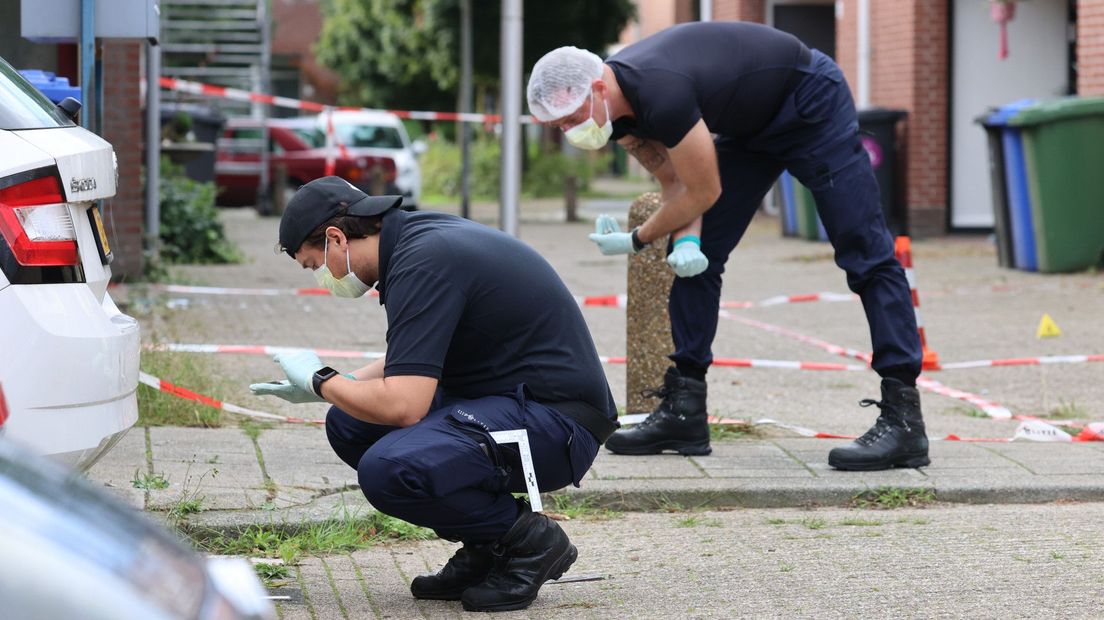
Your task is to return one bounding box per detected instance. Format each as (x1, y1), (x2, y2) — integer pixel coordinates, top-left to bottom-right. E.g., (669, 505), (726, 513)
(93, 201), (1104, 617)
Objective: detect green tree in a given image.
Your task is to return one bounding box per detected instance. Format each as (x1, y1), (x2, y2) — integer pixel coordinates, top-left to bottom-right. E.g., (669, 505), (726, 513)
(315, 0), (635, 112)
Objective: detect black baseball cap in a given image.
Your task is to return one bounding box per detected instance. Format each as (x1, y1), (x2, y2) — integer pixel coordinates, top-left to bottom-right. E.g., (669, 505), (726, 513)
(278, 176), (403, 257)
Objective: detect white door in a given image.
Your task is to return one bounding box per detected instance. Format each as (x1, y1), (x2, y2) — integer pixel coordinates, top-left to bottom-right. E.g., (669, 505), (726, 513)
(951, 0), (1070, 228)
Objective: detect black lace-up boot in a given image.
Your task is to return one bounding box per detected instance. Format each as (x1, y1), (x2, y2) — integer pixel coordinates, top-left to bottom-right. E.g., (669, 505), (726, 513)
(604, 367), (711, 456)
(828, 378), (930, 471)
(410, 542), (494, 600)
(460, 503), (577, 612)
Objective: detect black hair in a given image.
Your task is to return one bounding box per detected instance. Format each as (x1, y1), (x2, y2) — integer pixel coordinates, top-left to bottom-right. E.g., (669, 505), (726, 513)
(301, 206), (383, 250)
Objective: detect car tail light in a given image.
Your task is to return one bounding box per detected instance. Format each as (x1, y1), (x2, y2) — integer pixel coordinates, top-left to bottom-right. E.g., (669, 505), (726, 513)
(0, 383), (9, 429)
(0, 175), (79, 266)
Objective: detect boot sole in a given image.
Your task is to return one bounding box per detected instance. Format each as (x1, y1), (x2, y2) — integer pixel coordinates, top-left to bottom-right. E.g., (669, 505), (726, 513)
(828, 451), (931, 471)
(606, 440), (712, 457)
(460, 544), (578, 613)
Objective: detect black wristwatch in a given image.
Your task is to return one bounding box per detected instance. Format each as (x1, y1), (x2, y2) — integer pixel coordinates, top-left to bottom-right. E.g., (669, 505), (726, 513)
(311, 366), (340, 397)
(630, 227), (649, 252)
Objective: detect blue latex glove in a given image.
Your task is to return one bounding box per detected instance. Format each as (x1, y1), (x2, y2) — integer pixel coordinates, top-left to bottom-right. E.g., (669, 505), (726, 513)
(587, 214), (635, 256)
(273, 350), (325, 395)
(250, 379), (324, 404)
(667, 236), (708, 278)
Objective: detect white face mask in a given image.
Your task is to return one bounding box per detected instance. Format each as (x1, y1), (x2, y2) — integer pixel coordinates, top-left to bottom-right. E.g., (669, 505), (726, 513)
(564, 93), (612, 151)
(314, 237), (372, 298)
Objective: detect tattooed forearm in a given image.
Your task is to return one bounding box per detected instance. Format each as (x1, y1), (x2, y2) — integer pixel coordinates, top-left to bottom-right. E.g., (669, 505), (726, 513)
(622, 138), (668, 174)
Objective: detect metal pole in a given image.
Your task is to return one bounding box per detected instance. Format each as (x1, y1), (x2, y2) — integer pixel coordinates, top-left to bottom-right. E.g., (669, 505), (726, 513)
(459, 0), (473, 219)
(255, 0), (272, 214)
(498, 0), (522, 237)
(79, 0), (95, 129)
(145, 42), (161, 260)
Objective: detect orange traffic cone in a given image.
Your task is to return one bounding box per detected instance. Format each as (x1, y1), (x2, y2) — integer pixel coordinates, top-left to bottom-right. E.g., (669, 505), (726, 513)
(894, 236), (940, 370)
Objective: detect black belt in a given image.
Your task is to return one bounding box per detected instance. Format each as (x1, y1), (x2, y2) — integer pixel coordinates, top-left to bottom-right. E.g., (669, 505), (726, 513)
(781, 46), (814, 96)
(550, 400), (620, 444)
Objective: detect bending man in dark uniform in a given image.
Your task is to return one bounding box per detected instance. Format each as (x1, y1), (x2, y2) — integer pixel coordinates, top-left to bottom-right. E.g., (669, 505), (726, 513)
(250, 177), (618, 612)
(527, 21), (928, 471)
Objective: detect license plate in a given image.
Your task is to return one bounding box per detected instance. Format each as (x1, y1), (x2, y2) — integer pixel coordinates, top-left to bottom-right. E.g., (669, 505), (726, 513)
(89, 204), (113, 264)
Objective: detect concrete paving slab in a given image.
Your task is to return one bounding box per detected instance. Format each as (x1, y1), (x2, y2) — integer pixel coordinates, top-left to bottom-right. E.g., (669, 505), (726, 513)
(256, 428), (358, 492)
(149, 426), (257, 460)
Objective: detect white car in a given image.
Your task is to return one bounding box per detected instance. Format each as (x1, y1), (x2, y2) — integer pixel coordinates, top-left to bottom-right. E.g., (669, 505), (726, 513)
(288, 111), (425, 208)
(0, 56), (139, 471)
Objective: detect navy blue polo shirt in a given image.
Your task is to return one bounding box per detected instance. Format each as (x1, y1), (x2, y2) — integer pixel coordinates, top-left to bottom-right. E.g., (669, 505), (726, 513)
(608, 21), (809, 147)
(375, 209), (616, 421)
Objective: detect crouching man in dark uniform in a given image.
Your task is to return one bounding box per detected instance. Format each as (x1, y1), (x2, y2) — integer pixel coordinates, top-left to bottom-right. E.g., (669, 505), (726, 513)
(251, 177), (618, 612)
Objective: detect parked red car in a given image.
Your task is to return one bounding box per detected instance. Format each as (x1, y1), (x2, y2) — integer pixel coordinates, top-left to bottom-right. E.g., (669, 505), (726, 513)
(215, 118), (398, 207)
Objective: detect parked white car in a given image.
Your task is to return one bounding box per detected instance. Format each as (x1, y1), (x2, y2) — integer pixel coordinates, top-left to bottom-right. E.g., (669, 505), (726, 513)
(0, 56), (139, 471)
(288, 111), (424, 208)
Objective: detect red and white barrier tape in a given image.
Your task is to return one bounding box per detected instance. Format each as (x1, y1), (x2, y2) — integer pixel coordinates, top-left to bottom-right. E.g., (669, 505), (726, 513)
(137, 369), (1104, 442)
(148, 343), (869, 372)
(718, 310), (1021, 419)
(116, 283), (861, 311)
(617, 413), (1104, 443)
(159, 76), (535, 125)
(138, 371), (323, 426)
(936, 354), (1104, 370)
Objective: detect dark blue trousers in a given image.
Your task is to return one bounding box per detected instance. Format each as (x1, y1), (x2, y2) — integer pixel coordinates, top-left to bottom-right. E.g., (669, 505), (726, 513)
(325, 388), (598, 544)
(670, 49), (922, 381)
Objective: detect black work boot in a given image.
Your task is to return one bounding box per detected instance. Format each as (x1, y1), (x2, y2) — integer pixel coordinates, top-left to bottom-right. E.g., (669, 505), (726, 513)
(605, 367), (711, 456)
(828, 378), (930, 471)
(460, 505), (577, 612)
(409, 542), (494, 600)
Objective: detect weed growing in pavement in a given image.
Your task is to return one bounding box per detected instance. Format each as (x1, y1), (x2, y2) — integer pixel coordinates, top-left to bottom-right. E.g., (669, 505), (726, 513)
(839, 518), (884, 527)
(800, 517), (828, 530)
(709, 421), (760, 441)
(851, 487), (936, 509)
(779, 563), (795, 573)
(253, 562), (291, 587)
(1046, 400), (1086, 420)
(138, 348), (226, 427)
(674, 515), (723, 528)
(765, 517), (788, 526)
(949, 405), (988, 419)
(547, 494), (622, 521)
(240, 419), (275, 441)
(190, 511), (435, 563)
(1051, 551), (1065, 560)
(132, 470), (170, 490)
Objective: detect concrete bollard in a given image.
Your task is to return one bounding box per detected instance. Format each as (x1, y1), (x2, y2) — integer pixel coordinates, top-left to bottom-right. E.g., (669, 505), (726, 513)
(626, 192), (673, 414)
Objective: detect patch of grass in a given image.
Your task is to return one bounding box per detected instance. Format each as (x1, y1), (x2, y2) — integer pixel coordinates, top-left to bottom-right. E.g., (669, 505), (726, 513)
(765, 517), (788, 526)
(674, 515), (722, 528)
(800, 517), (828, 530)
(779, 563), (795, 573)
(240, 419), (274, 441)
(897, 517), (931, 525)
(138, 348), (226, 427)
(254, 562), (291, 587)
(839, 518), (883, 527)
(949, 405), (989, 419)
(192, 511), (434, 563)
(132, 470), (169, 490)
(547, 495), (621, 521)
(851, 487), (936, 509)
(783, 251), (835, 264)
(1045, 400), (1086, 420)
(710, 421), (759, 441)
(170, 497), (205, 519)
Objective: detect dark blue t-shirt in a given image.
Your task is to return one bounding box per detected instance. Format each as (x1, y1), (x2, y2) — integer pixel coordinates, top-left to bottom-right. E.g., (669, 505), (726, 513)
(608, 21), (809, 147)
(375, 209), (616, 422)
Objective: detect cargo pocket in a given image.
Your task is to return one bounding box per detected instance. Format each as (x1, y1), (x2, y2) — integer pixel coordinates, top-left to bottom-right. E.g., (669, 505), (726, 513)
(445, 407), (512, 494)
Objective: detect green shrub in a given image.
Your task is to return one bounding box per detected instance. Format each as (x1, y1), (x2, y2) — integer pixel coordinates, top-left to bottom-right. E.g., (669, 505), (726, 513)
(421, 137), (610, 200)
(159, 157), (241, 264)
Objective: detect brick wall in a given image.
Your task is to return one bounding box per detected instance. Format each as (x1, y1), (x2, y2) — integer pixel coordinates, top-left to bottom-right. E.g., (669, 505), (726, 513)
(100, 41), (145, 280)
(712, 0), (764, 24)
(1081, 0), (1104, 95)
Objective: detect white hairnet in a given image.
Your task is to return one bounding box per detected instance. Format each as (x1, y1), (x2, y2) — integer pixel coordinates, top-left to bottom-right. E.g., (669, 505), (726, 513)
(526, 46), (604, 122)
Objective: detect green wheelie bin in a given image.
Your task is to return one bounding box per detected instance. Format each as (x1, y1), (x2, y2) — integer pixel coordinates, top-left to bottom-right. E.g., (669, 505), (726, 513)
(1008, 97), (1104, 273)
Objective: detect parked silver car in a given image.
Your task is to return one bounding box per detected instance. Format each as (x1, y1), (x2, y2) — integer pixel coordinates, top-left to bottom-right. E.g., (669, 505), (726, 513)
(0, 435), (274, 620)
